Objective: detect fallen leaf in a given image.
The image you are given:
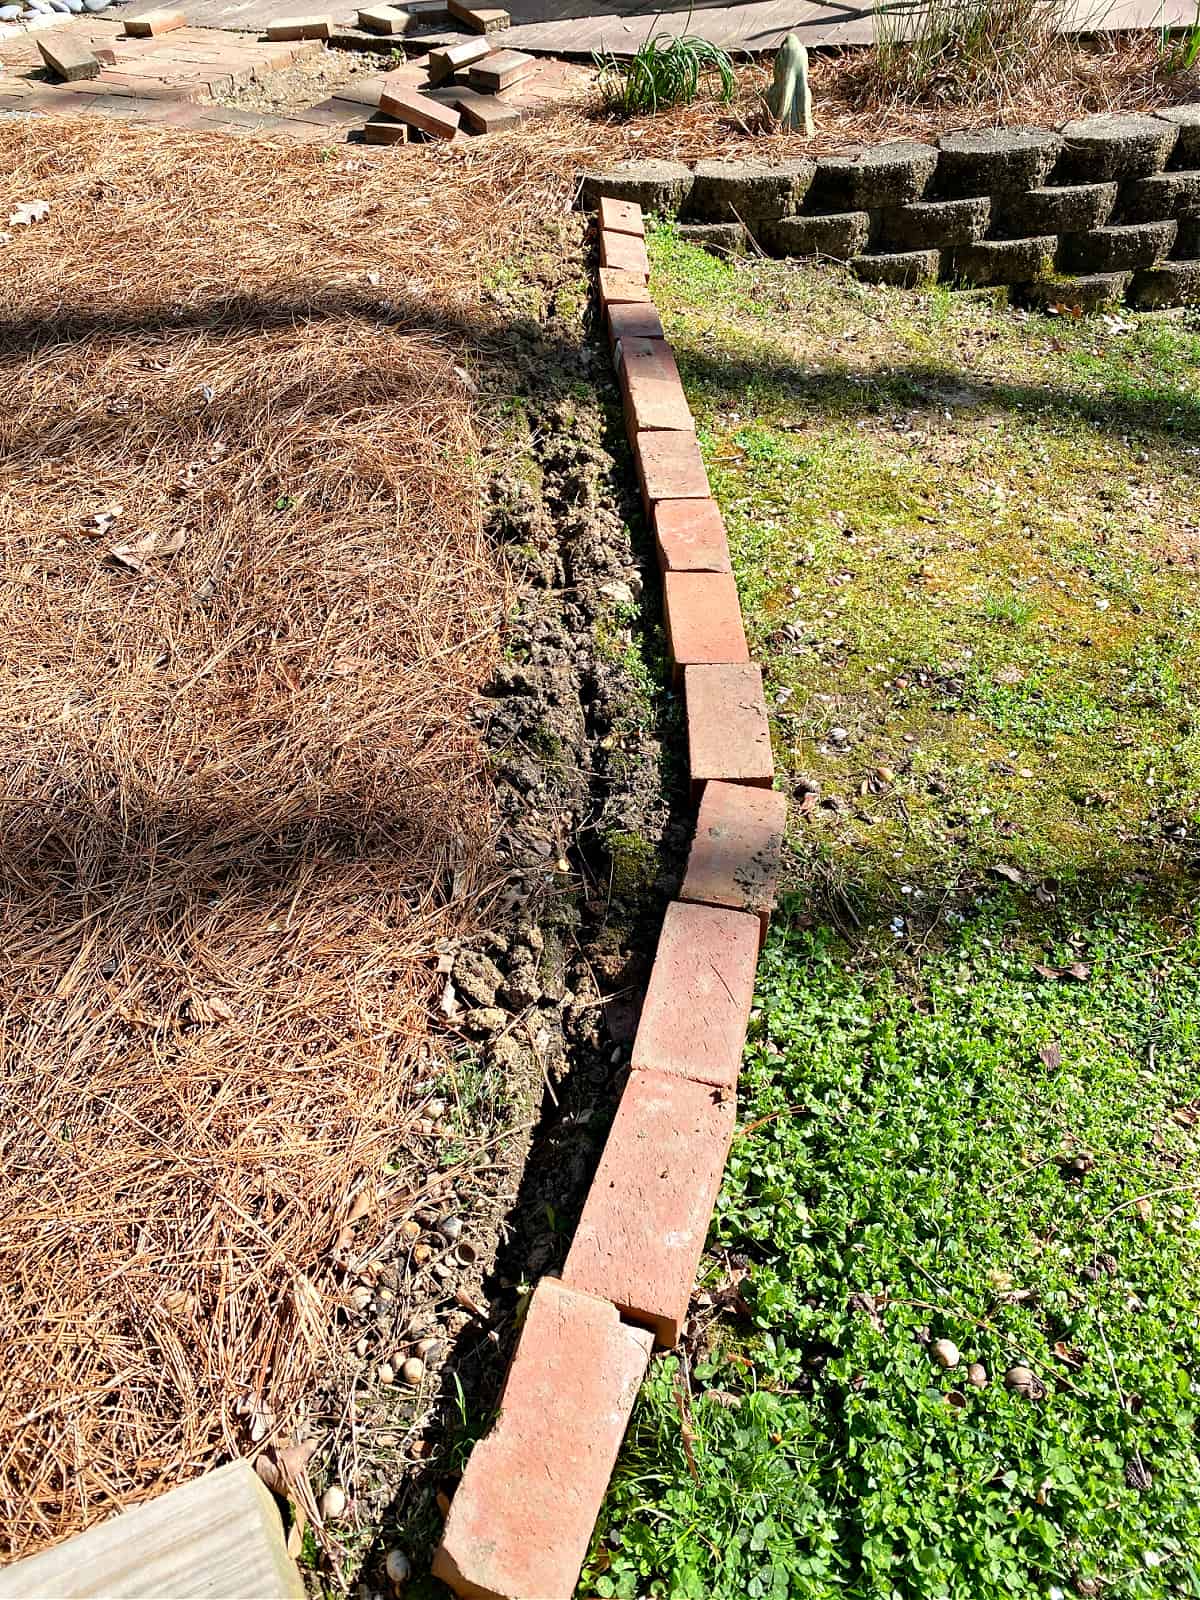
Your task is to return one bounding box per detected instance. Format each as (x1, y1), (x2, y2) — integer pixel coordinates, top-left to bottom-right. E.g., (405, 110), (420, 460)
(1039, 1042), (1063, 1072)
(188, 995), (233, 1023)
(108, 530), (185, 574)
(990, 863), (1024, 885)
(10, 199), (49, 227)
(1169, 1105), (1198, 1127)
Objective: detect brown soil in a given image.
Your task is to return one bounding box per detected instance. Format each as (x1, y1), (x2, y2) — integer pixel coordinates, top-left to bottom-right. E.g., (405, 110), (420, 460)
(216, 42), (397, 113)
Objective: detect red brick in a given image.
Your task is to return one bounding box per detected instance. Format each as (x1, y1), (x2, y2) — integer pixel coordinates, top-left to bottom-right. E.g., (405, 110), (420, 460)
(681, 780), (788, 943)
(617, 336), (693, 433)
(453, 85), (520, 132)
(653, 497), (730, 572)
(635, 429), (709, 505)
(685, 663), (774, 793)
(447, 0), (510, 29)
(598, 267), (651, 307)
(377, 83), (460, 138)
(362, 110), (407, 143)
(607, 300), (664, 344)
(631, 901), (759, 1090)
(600, 227), (650, 278)
(467, 47), (534, 91)
(433, 1277), (651, 1600)
(122, 7), (187, 35)
(427, 35), (490, 81)
(599, 195), (644, 236)
(263, 13), (332, 38)
(663, 569), (748, 677)
(563, 1069), (736, 1346)
(37, 35), (101, 81)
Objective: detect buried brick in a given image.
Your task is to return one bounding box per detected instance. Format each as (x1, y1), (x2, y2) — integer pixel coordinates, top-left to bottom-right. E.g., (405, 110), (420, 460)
(631, 900), (760, 1090)
(426, 36), (490, 81)
(607, 300), (664, 344)
(634, 429), (710, 505)
(935, 128), (1062, 197)
(432, 1277), (652, 1600)
(563, 1070), (738, 1347)
(686, 157), (814, 222)
(653, 498), (731, 572)
(950, 235), (1057, 286)
(761, 210), (870, 259)
(1056, 114), (1177, 182)
(37, 35), (101, 81)
(875, 195), (989, 250)
(599, 227), (650, 278)
(580, 160), (694, 216)
(991, 181), (1117, 239)
(598, 195), (644, 236)
(598, 267), (652, 307)
(807, 140), (938, 209)
(851, 248), (940, 288)
(685, 662), (774, 792)
(618, 337), (693, 432)
(680, 779), (788, 942)
(663, 570), (749, 677)
(1130, 259), (1200, 307)
(1060, 220), (1177, 272)
(1156, 104), (1200, 167)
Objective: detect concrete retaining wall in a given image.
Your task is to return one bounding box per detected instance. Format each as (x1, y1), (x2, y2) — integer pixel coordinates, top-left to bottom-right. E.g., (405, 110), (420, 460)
(581, 109), (1200, 310)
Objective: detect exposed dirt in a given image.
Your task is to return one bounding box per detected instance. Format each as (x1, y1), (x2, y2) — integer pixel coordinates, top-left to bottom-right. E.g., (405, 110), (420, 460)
(214, 44), (398, 113)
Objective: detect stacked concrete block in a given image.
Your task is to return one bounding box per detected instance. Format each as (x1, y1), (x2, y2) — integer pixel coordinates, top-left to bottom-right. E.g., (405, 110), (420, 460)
(435, 194), (790, 1599)
(580, 102), (1200, 310)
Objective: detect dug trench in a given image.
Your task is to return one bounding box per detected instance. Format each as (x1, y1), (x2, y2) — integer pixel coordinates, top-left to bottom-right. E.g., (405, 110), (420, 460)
(301, 220), (695, 1597)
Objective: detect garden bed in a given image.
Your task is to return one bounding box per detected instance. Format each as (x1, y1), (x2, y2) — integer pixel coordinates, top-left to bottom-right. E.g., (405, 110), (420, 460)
(587, 234), (1200, 1599)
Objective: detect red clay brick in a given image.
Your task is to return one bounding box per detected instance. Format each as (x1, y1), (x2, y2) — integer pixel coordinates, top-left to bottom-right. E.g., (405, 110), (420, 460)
(685, 664), (774, 793)
(635, 429), (709, 505)
(427, 35), (490, 81)
(600, 227), (650, 278)
(681, 780), (788, 943)
(263, 13), (332, 38)
(447, 0), (510, 30)
(362, 111), (407, 143)
(563, 1069), (736, 1346)
(653, 497), (730, 572)
(631, 900), (759, 1090)
(663, 569), (748, 677)
(607, 300), (664, 344)
(377, 83), (460, 138)
(122, 7), (187, 34)
(618, 336), (693, 433)
(598, 267), (651, 307)
(432, 1277), (652, 1600)
(467, 47), (535, 91)
(37, 35), (101, 81)
(599, 194), (644, 236)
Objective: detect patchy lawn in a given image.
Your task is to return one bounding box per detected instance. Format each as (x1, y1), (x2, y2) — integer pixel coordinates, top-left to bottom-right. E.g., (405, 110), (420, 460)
(588, 236), (1200, 1599)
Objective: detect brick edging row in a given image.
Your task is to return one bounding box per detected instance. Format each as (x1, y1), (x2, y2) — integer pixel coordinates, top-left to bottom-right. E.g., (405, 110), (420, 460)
(432, 198), (787, 1600)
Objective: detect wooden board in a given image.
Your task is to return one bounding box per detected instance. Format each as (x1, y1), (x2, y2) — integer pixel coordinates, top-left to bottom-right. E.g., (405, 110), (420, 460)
(0, 1463), (303, 1600)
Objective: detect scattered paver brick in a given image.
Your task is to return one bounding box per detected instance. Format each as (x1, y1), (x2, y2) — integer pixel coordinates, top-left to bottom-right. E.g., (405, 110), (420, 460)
(607, 300), (664, 344)
(447, 0), (509, 27)
(630, 900), (759, 1090)
(452, 84), (519, 132)
(663, 569), (749, 675)
(122, 7), (187, 33)
(362, 110), (407, 142)
(600, 226), (650, 277)
(37, 34), (102, 80)
(635, 429), (710, 505)
(432, 1277), (652, 1600)
(356, 4), (411, 31)
(467, 46), (535, 91)
(618, 336), (693, 432)
(377, 81), (460, 137)
(426, 35), (489, 81)
(598, 195), (644, 236)
(263, 13), (331, 38)
(653, 498), (731, 572)
(680, 780), (788, 942)
(598, 266), (652, 307)
(563, 1069), (737, 1347)
(685, 663), (774, 793)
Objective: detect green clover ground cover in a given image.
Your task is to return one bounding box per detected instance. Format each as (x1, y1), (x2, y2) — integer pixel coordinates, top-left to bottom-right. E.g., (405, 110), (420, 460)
(585, 235), (1200, 1599)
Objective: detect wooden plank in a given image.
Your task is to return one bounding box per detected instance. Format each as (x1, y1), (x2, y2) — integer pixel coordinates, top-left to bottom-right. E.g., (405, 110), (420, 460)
(0, 1463), (304, 1600)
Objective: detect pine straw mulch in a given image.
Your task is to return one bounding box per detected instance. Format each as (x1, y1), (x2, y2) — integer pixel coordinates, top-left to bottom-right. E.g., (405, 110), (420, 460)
(574, 33), (1200, 161)
(0, 116), (591, 1564)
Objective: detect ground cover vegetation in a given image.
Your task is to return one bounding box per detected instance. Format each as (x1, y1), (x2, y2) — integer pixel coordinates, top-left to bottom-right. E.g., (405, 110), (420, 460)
(587, 233), (1200, 1599)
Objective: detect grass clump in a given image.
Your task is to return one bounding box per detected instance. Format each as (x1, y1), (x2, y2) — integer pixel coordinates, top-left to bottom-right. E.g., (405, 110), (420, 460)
(866, 0), (1069, 106)
(595, 28), (736, 115)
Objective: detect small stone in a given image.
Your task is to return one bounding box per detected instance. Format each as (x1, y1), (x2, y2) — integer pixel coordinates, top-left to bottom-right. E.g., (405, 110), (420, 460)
(453, 950), (504, 1007)
(385, 1549), (412, 1587)
(320, 1484), (347, 1519)
(462, 1006), (506, 1036)
(967, 1362), (988, 1388)
(438, 1215), (462, 1241)
(1005, 1364), (1038, 1397)
(0, 7), (23, 18)
(349, 1284), (373, 1311)
(401, 1356), (425, 1387)
(378, 1361), (395, 1384)
(830, 726), (849, 746)
(400, 1218), (420, 1240)
(932, 1338), (960, 1370)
